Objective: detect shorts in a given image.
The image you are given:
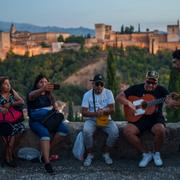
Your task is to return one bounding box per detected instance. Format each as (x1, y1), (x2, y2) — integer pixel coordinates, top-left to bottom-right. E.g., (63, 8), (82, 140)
(130, 115), (165, 134)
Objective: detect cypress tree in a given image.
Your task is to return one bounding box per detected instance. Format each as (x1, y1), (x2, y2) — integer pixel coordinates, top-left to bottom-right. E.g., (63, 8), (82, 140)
(67, 100), (74, 121)
(107, 49), (123, 121)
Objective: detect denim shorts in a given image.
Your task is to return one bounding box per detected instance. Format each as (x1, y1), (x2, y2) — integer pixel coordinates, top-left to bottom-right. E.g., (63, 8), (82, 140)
(29, 121), (68, 140)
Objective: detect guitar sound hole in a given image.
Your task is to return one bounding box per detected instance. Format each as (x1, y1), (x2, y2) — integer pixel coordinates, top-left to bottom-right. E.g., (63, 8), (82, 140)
(141, 101), (147, 109)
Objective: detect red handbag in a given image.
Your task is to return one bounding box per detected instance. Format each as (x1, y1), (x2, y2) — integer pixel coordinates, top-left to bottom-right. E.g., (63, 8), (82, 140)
(0, 106), (22, 123)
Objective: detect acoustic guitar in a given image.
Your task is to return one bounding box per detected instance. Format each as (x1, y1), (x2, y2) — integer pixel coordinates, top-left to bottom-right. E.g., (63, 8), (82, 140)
(124, 94), (166, 122)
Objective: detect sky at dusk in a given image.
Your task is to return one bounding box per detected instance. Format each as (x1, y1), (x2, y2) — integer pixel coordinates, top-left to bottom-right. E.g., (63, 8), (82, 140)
(1, 0), (180, 31)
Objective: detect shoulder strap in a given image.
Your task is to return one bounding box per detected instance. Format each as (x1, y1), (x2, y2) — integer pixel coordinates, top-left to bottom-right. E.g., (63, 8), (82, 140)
(92, 90), (96, 112)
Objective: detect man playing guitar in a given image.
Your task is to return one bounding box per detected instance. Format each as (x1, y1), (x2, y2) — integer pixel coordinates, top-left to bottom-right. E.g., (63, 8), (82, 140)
(116, 71), (169, 168)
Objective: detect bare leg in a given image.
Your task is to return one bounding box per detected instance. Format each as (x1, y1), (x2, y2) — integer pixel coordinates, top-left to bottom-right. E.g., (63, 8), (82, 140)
(50, 133), (64, 153)
(151, 123), (166, 152)
(40, 140), (50, 164)
(123, 124), (147, 153)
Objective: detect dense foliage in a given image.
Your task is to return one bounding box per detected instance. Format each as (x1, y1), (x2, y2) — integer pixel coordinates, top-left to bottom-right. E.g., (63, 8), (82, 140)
(114, 46), (171, 87)
(0, 46), (173, 122)
(0, 49), (101, 105)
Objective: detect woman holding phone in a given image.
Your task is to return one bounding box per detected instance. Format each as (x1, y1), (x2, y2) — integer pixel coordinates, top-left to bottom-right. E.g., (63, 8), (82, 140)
(27, 74), (68, 174)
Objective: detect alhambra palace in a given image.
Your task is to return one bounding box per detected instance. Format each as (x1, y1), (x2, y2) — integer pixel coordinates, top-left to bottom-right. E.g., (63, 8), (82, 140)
(1, 21), (180, 60)
(85, 21), (180, 54)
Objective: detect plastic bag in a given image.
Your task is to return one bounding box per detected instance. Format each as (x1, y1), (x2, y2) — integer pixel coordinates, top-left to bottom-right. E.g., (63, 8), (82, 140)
(72, 131), (85, 161)
(17, 147), (40, 161)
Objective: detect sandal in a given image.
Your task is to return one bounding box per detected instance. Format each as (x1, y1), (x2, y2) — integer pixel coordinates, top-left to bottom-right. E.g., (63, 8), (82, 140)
(49, 154), (59, 161)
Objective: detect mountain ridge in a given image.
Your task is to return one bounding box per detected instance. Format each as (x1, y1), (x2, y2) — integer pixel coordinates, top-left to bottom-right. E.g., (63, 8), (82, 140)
(0, 21), (95, 36)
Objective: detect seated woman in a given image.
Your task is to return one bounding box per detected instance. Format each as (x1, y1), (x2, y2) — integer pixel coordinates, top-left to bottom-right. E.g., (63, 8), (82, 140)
(27, 74), (68, 174)
(0, 76), (25, 167)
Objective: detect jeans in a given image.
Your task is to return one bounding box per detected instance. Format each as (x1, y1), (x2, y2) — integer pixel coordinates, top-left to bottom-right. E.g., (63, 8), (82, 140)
(29, 121), (68, 140)
(83, 119), (119, 149)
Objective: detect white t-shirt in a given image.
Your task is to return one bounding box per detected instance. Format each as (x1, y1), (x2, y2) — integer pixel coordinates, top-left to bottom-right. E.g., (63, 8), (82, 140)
(81, 88), (115, 120)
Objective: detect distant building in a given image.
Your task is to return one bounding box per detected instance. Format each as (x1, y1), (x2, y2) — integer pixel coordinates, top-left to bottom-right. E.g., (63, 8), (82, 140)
(85, 21), (180, 54)
(0, 24), (71, 60)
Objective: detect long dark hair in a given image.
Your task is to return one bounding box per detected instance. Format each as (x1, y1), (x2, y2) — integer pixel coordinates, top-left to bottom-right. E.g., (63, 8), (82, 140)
(33, 74), (49, 90)
(32, 74), (55, 104)
(0, 76), (13, 94)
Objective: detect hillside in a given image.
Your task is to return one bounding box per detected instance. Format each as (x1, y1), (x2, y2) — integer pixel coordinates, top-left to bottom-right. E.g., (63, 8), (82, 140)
(63, 55), (107, 89)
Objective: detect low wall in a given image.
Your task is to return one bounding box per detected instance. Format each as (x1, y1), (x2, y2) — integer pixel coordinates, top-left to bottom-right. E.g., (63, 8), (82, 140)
(11, 122), (180, 158)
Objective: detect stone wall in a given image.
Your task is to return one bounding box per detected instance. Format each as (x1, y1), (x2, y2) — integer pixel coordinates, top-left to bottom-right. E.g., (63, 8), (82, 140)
(12, 122), (180, 159)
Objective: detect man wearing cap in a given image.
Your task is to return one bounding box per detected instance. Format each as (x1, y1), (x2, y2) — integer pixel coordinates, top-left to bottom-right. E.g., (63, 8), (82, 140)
(81, 74), (119, 167)
(165, 49), (180, 108)
(116, 71), (169, 168)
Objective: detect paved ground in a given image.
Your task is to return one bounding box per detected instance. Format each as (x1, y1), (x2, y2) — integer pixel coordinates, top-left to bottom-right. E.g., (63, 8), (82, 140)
(0, 153), (180, 180)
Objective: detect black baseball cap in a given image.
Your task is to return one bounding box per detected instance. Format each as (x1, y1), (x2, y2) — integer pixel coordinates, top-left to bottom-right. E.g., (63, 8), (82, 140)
(90, 74), (104, 83)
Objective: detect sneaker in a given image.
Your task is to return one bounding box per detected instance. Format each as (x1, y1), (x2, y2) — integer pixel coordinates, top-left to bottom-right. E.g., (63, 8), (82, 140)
(153, 152), (163, 167)
(102, 153), (113, 165)
(83, 154), (94, 167)
(138, 152), (152, 168)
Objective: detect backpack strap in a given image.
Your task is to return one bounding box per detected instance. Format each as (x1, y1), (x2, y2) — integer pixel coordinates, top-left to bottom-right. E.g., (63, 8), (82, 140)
(92, 90), (96, 112)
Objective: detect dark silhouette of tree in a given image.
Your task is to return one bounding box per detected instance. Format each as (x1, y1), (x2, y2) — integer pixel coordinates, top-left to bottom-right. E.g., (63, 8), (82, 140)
(57, 35), (64, 42)
(120, 25), (124, 34)
(67, 100), (74, 121)
(107, 49), (123, 121)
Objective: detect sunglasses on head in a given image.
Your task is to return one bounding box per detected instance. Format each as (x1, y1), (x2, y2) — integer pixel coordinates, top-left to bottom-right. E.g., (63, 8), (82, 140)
(146, 80), (157, 85)
(95, 82), (104, 87)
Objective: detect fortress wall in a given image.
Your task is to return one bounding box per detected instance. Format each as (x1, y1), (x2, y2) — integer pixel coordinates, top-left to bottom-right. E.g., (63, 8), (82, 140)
(158, 42), (180, 51)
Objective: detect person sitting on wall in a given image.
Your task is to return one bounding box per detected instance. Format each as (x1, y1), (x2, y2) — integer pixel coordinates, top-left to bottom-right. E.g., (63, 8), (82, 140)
(116, 71), (169, 168)
(0, 76), (25, 167)
(81, 74), (119, 167)
(27, 74), (68, 174)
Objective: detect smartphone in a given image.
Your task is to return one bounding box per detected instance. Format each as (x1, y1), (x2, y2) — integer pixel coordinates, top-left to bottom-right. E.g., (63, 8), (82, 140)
(53, 84), (60, 90)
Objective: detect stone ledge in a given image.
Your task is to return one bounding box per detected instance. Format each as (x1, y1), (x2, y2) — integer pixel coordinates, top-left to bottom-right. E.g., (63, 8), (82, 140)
(12, 122), (180, 158)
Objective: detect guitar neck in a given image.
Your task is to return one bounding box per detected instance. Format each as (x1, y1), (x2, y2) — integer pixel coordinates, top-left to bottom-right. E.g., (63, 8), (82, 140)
(147, 97), (166, 107)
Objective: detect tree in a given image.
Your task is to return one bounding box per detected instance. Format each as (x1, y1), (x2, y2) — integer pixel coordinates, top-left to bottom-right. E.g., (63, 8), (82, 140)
(138, 24), (141, 33)
(167, 68), (180, 122)
(40, 42), (50, 48)
(107, 49), (123, 121)
(86, 33), (91, 38)
(124, 25), (134, 34)
(129, 25), (134, 33)
(67, 100), (74, 121)
(120, 25), (124, 34)
(65, 35), (85, 45)
(57, 35), (64, 42)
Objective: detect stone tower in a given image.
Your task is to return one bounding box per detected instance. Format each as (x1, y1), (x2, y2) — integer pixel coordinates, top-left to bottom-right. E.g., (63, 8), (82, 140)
(0, 32), (10, 50)
(167, 21), (180, 42)
(10, 23), (16, 35)
(95, 23), (112, 41)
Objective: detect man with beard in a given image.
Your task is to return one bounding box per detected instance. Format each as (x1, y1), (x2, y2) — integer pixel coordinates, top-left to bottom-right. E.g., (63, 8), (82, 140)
(116, 71), (169, 168)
